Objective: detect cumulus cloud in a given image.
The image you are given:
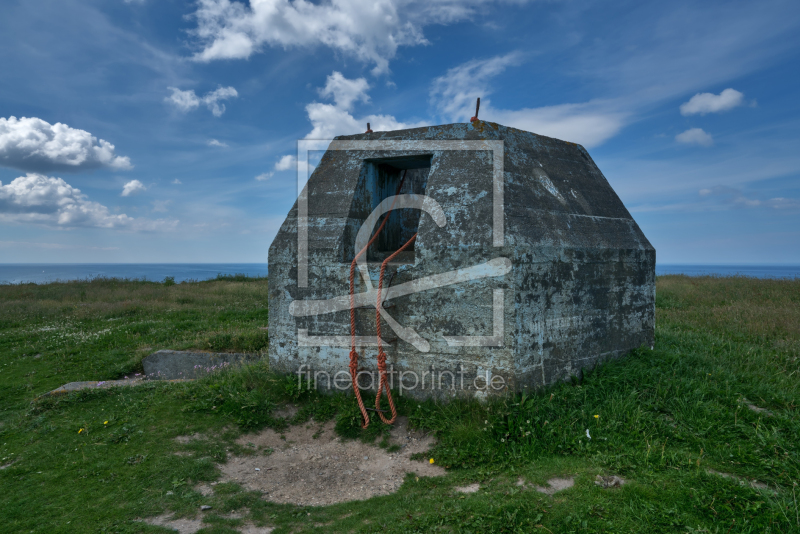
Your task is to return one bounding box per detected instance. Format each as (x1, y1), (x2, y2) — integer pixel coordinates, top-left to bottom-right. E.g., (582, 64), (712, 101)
(207, 139), (228, 147)
(676, 127), (714, 147)
(0, 116), (132, 173)
(172, 179), (182, 185)
(305, 71), (426, 139)
(274, 155), (297, 171)
(165, 88), (201, 112)
(318, 72), (370, 109)
(699, 185), (800, 210)
(255, 154), (310, 181)
(121, 179), (146, 196)
(165, 86), (238, 117)
(430, 55), (626, 147)
(0, 173), (176, 230)
(680, 88), (745, 116)
(189, 0), (527, 74)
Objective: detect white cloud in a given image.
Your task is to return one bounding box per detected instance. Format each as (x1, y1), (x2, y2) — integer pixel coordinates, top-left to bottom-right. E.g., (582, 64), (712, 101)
(0, 173), (176, 230)
(305, 71), (426, 139)
(274, 155), (297, 171)
(204, 86), (239, 116)
(189, 0), (527, 74)
(207, 139), (228, 147)
(486, 103), (627, 148)
(430, 55), (626, 147)
(121, 179), (146, 196)
(676, 127), (714, 147)
(680, 88), (745, 116)
(430, 53), (522, 120)
(698, 185), (800, 210)
(0, 116), (132, 173)
(318, 72), (370, 109)
(256, 154), (307, 180)
(165, 88), (200, 112)
(165, 86), (238, 117)
(172, 178), (182, 185)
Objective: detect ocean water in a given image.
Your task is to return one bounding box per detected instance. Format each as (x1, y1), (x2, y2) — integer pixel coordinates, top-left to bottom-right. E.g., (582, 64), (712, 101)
(0, 263), (798, 285)
(656, 264), (800, 279)
(0, 263), (269, 285)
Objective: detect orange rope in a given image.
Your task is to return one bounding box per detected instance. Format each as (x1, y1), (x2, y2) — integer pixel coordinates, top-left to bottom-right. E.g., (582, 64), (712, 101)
(349, 170), (407, 428)
(375, 232), (416, 424)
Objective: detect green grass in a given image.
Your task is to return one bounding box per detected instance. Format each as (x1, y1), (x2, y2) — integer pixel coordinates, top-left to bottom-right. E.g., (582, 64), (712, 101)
(0, 274), (799, 533)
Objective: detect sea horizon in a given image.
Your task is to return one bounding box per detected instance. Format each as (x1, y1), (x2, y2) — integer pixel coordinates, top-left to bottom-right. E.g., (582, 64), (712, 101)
(1, 262), (799, 285)
(0, 263), (269, 285)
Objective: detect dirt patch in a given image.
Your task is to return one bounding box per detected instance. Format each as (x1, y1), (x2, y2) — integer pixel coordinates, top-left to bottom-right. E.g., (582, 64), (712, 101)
(271, 403), (299, 420)
(195, 483), (214, 496)
(140, 513), (204, 534)
(595, 475), (625, 488)
(239, 525), (274, 534)
(454, 483), (480, 494)
(141, 511), (264, 533)
(174, 433), (205, 444)
(516, 476), (574, 494)
(219, 508), (248, 520)
(707, 469), (771, 491)
(533, 477), (575, 495)
(219, 416), (444, 506)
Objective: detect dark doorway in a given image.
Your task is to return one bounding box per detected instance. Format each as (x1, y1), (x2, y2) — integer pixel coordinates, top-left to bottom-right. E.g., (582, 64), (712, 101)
(344, 155), (431, 263)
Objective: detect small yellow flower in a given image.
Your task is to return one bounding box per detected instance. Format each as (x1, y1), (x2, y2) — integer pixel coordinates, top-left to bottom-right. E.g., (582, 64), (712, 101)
(594, 415), (599, 419)
(104, 421), (108, 425)
(78, 428), (83, 434)
(429, 458), (434, 464)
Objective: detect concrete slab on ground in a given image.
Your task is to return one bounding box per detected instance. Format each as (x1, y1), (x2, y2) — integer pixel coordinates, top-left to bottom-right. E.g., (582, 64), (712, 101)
(37, 350), (259, 399)
(142, 350), (259, 380)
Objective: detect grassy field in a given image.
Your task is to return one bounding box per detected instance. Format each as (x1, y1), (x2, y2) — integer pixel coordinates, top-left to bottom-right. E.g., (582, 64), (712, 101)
(0, 274), (798, 533)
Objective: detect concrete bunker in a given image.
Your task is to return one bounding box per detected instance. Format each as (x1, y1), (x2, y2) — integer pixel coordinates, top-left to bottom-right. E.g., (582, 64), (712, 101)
(269, 121), (655, 399)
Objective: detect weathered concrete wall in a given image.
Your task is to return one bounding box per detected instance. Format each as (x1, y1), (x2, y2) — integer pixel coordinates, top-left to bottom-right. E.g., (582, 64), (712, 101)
(268, 121), (655, 399)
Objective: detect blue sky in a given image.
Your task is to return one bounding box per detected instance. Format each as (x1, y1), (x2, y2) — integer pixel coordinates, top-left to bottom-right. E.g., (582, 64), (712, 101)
(1, 0), (799, 264)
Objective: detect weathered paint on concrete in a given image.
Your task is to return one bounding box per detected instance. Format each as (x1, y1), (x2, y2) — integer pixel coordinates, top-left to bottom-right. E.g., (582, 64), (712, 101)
(268, 122), (655, 399)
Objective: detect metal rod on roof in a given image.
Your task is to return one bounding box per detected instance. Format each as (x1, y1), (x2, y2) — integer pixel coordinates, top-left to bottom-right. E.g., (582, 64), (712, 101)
(470, 98), (480, 122)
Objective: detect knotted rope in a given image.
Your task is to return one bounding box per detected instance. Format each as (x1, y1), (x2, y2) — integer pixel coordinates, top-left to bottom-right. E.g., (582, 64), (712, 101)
(348, 170), (407, 428)
(374, 232), (416, 424)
